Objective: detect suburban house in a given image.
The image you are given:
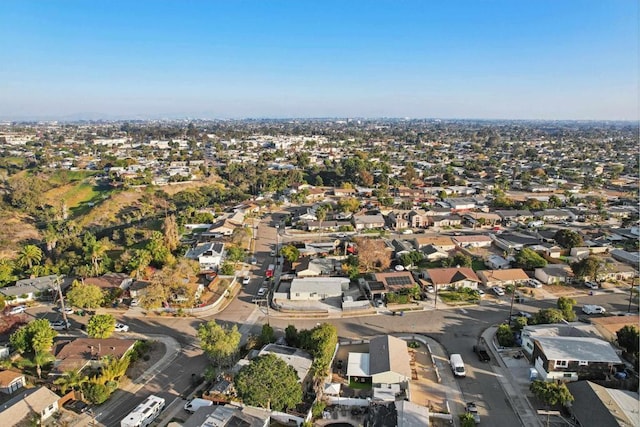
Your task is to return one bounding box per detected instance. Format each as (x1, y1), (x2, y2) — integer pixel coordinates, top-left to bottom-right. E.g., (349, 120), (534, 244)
(420, 244), (449, 262)
(428, 215), (462, 228)
(181, 404), (271, 427)
(533, 209), (573, 223)
(531, 336), (622, 382)
(259, 344), (313, 386)
(207, 219), (238, 236)
(426, 267), (480, 290)
(287, 277), (350, 301)
(566, 381), (639, 427)
(185, 242), (225, 271)
(496, 209), (534, 224)
(0, 371), (25, 395)
(353, 214), (386, 230)
(0, 275), (72, 304)
(520, 323), (602, 358)
(452, 235), (492, 248)
(372, 272), (418, 294)
(51, 338), (137, 375)
(407, 210), (430, 228)
(413, 236), (455, 252)
(0, 386), (61, 426)
(84, 273), (132, 292)
(534, 264), (574, 285)
(387, 211), (410, 231)
(346, 335), (412, 386)
(491, 232), (541, 252)
(484, 255), (511, 270)
(477, 269), (529, 288)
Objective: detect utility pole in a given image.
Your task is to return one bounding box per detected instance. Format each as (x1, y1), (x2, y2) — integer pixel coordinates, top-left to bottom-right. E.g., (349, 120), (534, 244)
(508, 284), (516, 324)
(55, 276), (70, 329)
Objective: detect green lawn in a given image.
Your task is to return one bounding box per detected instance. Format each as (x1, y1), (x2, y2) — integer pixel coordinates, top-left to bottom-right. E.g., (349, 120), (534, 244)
(348, 379), (372, 390)
(471, 259), (487, 271)
(439, 289), (480, 304)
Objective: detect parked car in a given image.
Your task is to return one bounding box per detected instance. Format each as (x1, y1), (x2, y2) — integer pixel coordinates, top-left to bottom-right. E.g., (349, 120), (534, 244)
(510, 311), (532, 320)
(465, 402), (480, 424)
(130, 298), (139, 307)
(242, 276), (250, 286)
(426, 285), (435, 293)
(55, 306), (74, 314)
(8, 305), (26, 315)
(584, 281), (599, 289)
(477, 289), (485, 297)
(114, 323), (130, 332)
(527, 279), (542, 288)
(257, 288), (267, 297)
(50, 320), (70, 331)
(63, 400), (89, 414)
(492, 286), (505, 296)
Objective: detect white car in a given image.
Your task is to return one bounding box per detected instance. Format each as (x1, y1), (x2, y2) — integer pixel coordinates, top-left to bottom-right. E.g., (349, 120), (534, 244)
(582, 305), (606, 315)
(114, 323), (130, 332)
(130, 298), (139, 307)
(527, 279), (542, 288)
(584, 281), (599, 289)
(492, 286), (505, 296)
(8, 305), (26, 315)
(426, 285), (435, 293)
(257, 288), (267, 297)
(50, 320), (70, 330)
(56, 306), (74, 314)
(477, 289), (485, 297)
(242, 276), (250, 285)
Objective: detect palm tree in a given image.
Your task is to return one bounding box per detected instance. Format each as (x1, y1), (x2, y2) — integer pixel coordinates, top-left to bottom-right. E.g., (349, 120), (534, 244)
(32, 351), (54, 379)
(316, 205), (328, 232)
(17, 245), (43, 270)
(54, 369), (89, 394)
(84, 236), (111, 276)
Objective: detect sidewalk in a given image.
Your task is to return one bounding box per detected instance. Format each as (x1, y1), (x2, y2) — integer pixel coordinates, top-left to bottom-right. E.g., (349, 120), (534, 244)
(482, 326), (543, 427)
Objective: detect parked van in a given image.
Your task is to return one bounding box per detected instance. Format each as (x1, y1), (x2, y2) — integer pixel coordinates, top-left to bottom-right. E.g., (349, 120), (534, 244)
(450, 354), (466, 377)
(184, 398), (213, 413)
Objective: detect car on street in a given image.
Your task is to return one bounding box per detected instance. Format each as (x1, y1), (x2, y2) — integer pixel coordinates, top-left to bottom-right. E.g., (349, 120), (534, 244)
(55, 306), (74, 314)
(465, 402), (480, 424)
(426, 285), (435, 293)
(510, 311), (532, 320)
(242, 276), (250, 285)
(257, 288), (267, 297)
(492, 286), (505, 296)
(50, 320), (71, 330)
(336, 233), (347, 238)
(249, 257), (257, 265)
(114, 323), (130, 332)
(8, 305), (26, 315)
(477, 289), (485, 297)
(582, 305), (606, 315)
(130, 298), (139, 307)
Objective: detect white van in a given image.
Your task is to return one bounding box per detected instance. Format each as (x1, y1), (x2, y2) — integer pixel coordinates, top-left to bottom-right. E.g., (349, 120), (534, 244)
(450, 353), (466, 377)
(184, 398), (213, 413)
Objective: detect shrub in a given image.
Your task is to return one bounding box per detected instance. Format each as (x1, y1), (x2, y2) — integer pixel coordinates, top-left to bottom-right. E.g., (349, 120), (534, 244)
(497, 324), (515, 347)
(311, 401), (326, 419)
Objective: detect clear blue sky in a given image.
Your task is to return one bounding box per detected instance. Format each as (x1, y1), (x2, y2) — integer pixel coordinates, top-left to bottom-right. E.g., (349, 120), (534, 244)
(0, 0), (637, 120)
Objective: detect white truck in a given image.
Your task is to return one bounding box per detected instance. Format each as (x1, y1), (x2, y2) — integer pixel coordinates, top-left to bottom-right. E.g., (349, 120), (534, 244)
(582, 305), (606, 315)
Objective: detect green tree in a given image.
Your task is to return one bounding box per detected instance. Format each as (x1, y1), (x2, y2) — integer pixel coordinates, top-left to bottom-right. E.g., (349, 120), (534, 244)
(54, 369), (89, 394)
(83, 234), (112, 276)
(219, 262), (235, 275)
(16, 245), (43, 270)
(616, 325), (639, 354)
(226, 246), (245, 265)
(0, 259), (16, 287)
(162, 214), (180, 252)
(285, 324), (299, 347)
(280, 245), (300, 263)
(532, 308), (565, 325)
(557, 297), (577, 321)
(316, 205), (328, 231)
(460, 413), (476, 427)
(496, 324), (515, 347)
(530, 380), (574, 406)
(66, 280), (104, 308)
(234, 353), (303, 411)
(337, 197), (360, 213)
(0, 294), (5, 311)
(10, 319), (57, 354)
(32, 351), (54, 379)
(554, 229), (584, 249)
(260, 323), (276, 346)
(87, 314), (116, 338)
(571, 256), (601, 281)
(146, 231), (174, 267)
(83, 382), (111, 404)
(197, 320), (241, 368)
(515, 248), (547, 270)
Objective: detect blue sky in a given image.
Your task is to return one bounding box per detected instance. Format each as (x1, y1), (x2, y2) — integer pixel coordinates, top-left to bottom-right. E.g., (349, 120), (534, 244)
(0, 0), (637, 120)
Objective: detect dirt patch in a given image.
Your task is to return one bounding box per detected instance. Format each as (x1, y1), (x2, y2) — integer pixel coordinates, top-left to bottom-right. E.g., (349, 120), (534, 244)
(0, 211), (40, 256)
(124, 340), (166, 382)
(158, 177), (223, 196)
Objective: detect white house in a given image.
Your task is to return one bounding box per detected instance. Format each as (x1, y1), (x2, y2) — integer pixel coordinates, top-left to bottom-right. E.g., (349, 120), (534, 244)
(534, 264), (573, 285)
(0, 386), (60, 426)
(185, 242), (225, 271)
(288, 277), (350, 301)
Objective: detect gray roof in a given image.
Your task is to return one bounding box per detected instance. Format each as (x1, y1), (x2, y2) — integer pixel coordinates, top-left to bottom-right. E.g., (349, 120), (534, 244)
(567, 381), (639, 427)
(289, 277), (349, 294)
(182, 403), (270, 427)
(0, 386), (60, 424)
(185, 242), (224, 259)
(259, 344), (313, 383)
(2, 275), (70, 297)
(534, 336), (622, 363)
(369, 335), (411, 378)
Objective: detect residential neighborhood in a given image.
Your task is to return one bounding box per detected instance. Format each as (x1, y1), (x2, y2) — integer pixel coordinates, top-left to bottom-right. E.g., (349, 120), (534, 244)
(0, 118), (637, 427)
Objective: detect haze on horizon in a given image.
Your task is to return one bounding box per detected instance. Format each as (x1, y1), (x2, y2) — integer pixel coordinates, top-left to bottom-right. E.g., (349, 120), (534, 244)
(0, 0), (638, 121)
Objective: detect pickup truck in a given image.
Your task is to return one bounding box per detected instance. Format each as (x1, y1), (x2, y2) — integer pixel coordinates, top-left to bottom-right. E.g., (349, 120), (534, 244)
(473, 343), (491, 362)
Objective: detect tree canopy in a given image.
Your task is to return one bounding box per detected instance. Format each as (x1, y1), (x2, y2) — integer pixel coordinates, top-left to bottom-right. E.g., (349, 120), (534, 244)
(532, 308), (565, 325)
(556, 297), (577, 321)
(514, 248), (547, 270)
(10, 319), (57, 354)
(197, 320), (241, 367)
(66, 280), (104, 308)
(280, 245), (300, 263)
(554, 229), (584, 249)
(234, 353), (303, 411)
(616, 325), (639, 355)
(353, 237), (391, 272)
(87, 314), (116, 338)
(530, 380), (574, 406)
(570, 256), (601, 281)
